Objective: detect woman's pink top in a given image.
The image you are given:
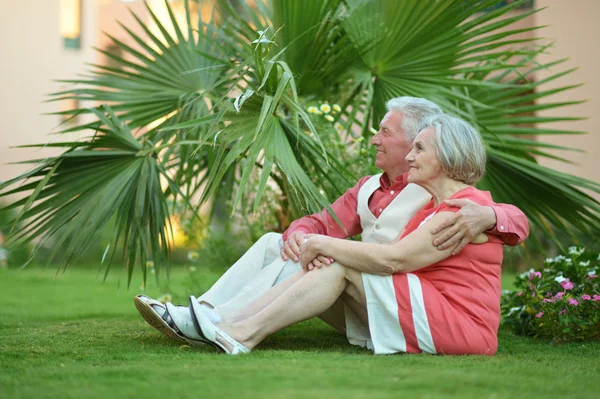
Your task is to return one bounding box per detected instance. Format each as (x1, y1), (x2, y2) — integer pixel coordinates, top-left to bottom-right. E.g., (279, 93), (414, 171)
(394, 186), (504, 355)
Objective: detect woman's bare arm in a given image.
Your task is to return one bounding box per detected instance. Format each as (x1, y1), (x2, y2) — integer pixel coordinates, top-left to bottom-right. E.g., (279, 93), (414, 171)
(301, 212), (470, 275)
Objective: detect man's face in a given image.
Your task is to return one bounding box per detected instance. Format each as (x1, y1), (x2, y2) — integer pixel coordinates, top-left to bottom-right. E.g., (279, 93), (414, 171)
(370, 111), (413, 179)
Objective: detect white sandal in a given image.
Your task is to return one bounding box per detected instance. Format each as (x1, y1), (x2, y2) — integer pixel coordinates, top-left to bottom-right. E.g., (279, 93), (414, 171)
(165, 302), (211, 345)
(134, 295), (205, 346)
(189, 296), (250, 355)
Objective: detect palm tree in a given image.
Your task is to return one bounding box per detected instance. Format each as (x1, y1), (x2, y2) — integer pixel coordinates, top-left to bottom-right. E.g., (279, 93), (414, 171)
(1, 0), (598, 285)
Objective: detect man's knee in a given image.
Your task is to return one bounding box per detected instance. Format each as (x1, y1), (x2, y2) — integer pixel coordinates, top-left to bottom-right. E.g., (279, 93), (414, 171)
(259, 232), (282, 243)
(259, 232), (283, 250)
(254, 232), (284, 263)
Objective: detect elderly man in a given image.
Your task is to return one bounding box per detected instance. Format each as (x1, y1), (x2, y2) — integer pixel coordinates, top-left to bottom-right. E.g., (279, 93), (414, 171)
(135, 97), (529, 345)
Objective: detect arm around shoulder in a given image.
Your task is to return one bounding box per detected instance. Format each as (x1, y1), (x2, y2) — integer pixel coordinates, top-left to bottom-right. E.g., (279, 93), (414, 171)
(488, 203), (530, 246)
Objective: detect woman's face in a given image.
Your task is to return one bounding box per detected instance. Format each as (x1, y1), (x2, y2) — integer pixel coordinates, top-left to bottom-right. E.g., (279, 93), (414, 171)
(405, 127), (443, 185)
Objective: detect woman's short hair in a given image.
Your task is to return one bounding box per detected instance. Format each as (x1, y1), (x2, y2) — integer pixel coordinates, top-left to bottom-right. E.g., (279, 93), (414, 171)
(420, 114), (486, 185)
(386, 97), (443, 141)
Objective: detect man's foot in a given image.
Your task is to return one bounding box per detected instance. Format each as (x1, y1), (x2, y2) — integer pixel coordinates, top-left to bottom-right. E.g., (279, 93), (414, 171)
(165, 302), (211, 345)
(135, 295), (225, 346)
(133, 295), (190, 344)
(134, 295), (213, 345)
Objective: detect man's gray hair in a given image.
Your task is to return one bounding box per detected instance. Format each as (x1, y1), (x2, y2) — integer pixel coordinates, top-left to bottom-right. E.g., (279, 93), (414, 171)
(421, 114), (486, 186)
(386, 97), (443, 141)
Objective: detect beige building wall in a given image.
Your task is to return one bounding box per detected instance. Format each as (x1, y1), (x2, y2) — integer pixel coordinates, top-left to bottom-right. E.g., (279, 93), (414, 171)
(534, 0), (600, 199)
(0, 0), (97, 194)
(0, 0), (148, 201)
(97, 1), (149, 66)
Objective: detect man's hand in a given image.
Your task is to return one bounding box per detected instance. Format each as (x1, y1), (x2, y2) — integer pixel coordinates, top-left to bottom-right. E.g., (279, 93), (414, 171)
(431, 199), (496, 255)
(280, 231), (307, 263)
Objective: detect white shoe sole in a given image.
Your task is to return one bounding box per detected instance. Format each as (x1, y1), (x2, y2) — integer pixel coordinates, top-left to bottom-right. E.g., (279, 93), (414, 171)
(134, 296), (200, 346)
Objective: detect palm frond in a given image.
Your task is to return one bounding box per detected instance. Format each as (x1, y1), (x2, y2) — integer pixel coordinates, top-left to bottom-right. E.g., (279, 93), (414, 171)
(0, 106), (180, 286)
(3, 0), (598, 281)
(455, 55), (599, 249)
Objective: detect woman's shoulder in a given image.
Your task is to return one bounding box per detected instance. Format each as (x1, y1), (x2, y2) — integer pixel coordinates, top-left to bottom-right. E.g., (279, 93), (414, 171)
(433, 186), (495, 215)
(450, 186), (495, 206)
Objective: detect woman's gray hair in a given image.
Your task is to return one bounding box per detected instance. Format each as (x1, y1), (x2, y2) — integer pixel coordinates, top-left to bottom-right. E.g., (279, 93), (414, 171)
(420, 114), (486, 186)
(386, 97), (443, 141)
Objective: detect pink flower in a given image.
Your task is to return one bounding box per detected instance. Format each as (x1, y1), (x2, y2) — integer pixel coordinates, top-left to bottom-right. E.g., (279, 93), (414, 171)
(535, 312), (544, 318)
(582, 294), (592, 301)
(559, 308), (567, 315)
(543, 298), (556, 303)
(529, 271), (542, 280)
(516, 292), (523, 297)
(554, 292), (565, 299)
(531, 291), (536, 298)
(568, 298), (579, 306)
(593, 295), (600, 301)
(588, 274), (598, 280)
(560, 279), (574, 291)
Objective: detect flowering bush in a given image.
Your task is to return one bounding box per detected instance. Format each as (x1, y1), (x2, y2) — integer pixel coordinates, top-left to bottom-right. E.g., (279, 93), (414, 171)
(501, 246), (600, 343)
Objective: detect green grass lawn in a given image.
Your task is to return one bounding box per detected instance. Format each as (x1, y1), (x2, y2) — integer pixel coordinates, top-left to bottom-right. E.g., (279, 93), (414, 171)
(0, 266), (598, 399)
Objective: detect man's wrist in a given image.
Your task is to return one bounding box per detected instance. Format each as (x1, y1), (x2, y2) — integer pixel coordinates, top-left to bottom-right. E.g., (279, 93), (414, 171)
(290, 230), (307, 240)
(485, 206), (498, 231)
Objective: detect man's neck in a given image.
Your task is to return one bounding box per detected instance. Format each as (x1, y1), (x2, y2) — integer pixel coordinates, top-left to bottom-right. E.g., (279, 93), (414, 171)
(381, 171), (408, 190)
(384, 170), (407, 184)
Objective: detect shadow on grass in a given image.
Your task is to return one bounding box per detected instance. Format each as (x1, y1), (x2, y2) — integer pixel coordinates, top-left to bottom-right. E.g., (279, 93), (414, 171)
(126, 318), (367, 355)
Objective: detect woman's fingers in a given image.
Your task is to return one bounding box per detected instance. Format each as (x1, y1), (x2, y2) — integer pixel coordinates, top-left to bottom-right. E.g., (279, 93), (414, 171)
(316, 255), (331, 267)
(307, 256), (334, 271)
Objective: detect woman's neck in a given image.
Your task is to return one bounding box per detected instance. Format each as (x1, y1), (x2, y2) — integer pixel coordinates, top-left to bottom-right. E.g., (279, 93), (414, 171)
(421, 177), (470, 206)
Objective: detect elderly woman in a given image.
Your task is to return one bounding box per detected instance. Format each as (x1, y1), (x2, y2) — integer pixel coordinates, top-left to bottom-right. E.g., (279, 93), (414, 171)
(190, 114), (503, 355)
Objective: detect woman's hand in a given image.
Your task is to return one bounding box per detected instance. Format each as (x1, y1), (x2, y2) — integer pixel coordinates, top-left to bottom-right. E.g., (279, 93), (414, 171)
(300, 235), (334, 271)
(305, 255), (335, 271)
